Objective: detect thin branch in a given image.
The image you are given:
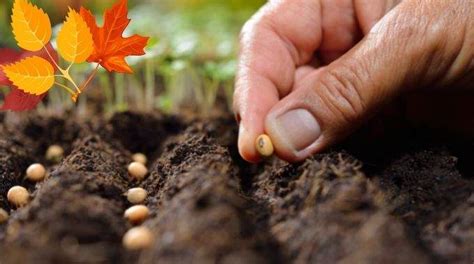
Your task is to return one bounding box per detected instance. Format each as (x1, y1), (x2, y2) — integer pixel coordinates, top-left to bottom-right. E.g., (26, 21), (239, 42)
(58, 68), (81, 93)
(79, 64), (100, 93)
(43, 46), (63, 71)
(55, 82), (76, 96)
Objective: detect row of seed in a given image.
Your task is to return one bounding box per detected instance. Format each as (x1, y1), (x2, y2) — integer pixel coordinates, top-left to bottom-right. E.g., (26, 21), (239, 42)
(123, 154), (154, 250)
(0, 145), (64, 224)
(0, 145), (154, 251)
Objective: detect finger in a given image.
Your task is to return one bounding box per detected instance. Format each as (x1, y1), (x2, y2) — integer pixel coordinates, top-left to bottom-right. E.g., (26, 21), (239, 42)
(234, 0), (323, 162)
(293, 66), (323, 92)
(354, 0), (401, 34)
(265, 0), (473, 162)
(319, 0), (401, 64)
(319, 0), (362, 64)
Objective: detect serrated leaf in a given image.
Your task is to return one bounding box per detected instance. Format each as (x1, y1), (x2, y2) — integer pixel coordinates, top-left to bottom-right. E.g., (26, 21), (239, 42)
(0, 44), (58, 111)
(80, 0), (149, 73)
(1, 88), (46, 111)
(1, 56), (55, 95)
(0, 48), (21, 85)
(11, 0), (52, 51)
(57, 8), (94, 63)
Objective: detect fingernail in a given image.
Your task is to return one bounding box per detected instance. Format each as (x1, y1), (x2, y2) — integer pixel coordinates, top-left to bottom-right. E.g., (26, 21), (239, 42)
(237, 122), (261, 163)
(273, 109), (321, 152)
(235, 113), (241, 125)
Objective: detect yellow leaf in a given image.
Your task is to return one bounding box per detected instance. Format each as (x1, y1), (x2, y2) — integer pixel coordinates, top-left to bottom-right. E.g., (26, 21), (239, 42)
(57, 8), (94, 63)
(11, 0), (52, 51)
(1, 56), (55, 95)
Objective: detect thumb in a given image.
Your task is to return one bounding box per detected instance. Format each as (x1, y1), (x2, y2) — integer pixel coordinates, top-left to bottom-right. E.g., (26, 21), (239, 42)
(265, 1), (472, 162)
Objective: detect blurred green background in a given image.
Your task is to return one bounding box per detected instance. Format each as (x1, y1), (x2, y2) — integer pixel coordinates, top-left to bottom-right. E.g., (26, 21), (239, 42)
(0, 0), (265, 114)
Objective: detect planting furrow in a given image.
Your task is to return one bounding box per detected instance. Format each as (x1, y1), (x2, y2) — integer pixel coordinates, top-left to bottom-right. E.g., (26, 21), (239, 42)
(0, 138), (35, 213)
(377, 148), (474, 262)
(0, 135), (135, 263)
(0, 137), (37, 242)
(250, 152), (432, 263)
(15, 114), (82, 162)
(96, 111), (184, 161)
(138, 126), (281, 263)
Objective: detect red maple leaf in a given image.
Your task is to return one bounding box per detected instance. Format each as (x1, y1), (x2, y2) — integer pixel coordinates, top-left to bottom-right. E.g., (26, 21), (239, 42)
(0, 44), (58, 111)
(80, 0), (149, 74)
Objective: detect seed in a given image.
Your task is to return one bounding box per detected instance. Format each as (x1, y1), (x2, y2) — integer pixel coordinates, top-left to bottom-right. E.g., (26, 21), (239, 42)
(7, 186), (30, 207)
(0, 208), (8, 224)
(26, 163), (46, 182)
(128, 162), (148, 180)
(126, 188), (148, 204)
(123, 226), (153, 250)
(132, 153), (147, 165)
(255, 134), (274, 157)
(45, 145), (64, 162)
(124, 205), (149, 224)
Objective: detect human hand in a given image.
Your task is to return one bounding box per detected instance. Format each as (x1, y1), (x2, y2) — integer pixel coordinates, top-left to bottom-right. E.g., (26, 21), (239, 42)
(234, 0), (474, 163)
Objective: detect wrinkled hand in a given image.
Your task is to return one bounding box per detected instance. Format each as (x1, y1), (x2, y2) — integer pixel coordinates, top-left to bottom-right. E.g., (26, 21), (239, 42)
(234, 0), (474, 163)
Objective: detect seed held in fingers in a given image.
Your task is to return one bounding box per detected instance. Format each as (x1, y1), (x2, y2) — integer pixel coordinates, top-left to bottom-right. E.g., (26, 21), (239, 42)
(132, 153), (147, 165)
(123, 226), (153, 250)
(46, 145), (64, 162)
(256, 134), (274, 157)
(0, 208), (8, 224)
(126, 187), (148, 204)
(128, 162), (148, 180)
(26, 163), (47, 182)
(7, 186), (30, 207)
(124, 205), (150, 224)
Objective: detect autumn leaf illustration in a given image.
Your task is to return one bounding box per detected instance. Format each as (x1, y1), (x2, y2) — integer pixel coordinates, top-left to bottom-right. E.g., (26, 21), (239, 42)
(0, 49), (21, 85)
(1, 56), (55, 96)
(11, 0), (52, 51)
(57, 8), (94, 64)
(1, 0), (149, 111)
(0, 44), (58, 111)
(80, 0), (149, 73)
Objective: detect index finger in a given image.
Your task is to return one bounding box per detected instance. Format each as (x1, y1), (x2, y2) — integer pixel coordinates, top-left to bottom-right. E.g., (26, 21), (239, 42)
(234, 0), (323, 162)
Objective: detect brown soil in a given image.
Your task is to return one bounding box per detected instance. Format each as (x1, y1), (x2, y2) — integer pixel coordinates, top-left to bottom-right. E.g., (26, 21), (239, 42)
(0, 111), (473, 263)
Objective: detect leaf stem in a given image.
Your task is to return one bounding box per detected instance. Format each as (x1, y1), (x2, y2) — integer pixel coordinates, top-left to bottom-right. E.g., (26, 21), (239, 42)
(43, 46), (62, 72)
(58, 68), (81, 93)
(79, 64), (100, 93)
(55, 82), (76, 96)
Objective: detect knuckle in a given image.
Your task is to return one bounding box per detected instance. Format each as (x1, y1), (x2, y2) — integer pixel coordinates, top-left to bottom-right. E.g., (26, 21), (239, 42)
(378, 0), (469, 83)
(239, 19), (254, 45)
(316, 67), (367, 124)
(239, 4), (272, 46)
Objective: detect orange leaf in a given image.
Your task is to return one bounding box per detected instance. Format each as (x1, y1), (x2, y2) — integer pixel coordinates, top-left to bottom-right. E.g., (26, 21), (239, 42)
(0, 44), (58, 111)
(1, 56), (55, 95)
(80, 0), (149, 73)
(11, 0), (52, 52)
(57, 8), (94, 63)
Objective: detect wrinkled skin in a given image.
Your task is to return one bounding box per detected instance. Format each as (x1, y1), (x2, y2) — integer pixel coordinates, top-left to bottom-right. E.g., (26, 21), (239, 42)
(234, 0), (474, 163)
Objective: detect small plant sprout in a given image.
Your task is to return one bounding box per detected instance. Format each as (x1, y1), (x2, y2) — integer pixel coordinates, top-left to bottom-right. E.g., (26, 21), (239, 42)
(124, 205), (150, 224)
(256, 134), (274, 158)
(46, 145), (64, 163)
(126, 188), (148, 204)
(122, 226), (153, 250)
(128, 162), (148, 181)
(26, 163), (47, 182)
(132, 153), (147, 165)
(0, 208), (8, 224)
(7, 186), (30, 207)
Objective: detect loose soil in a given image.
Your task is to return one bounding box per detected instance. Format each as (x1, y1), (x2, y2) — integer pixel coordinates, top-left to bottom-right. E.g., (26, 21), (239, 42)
(0, 110), (473, 263)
